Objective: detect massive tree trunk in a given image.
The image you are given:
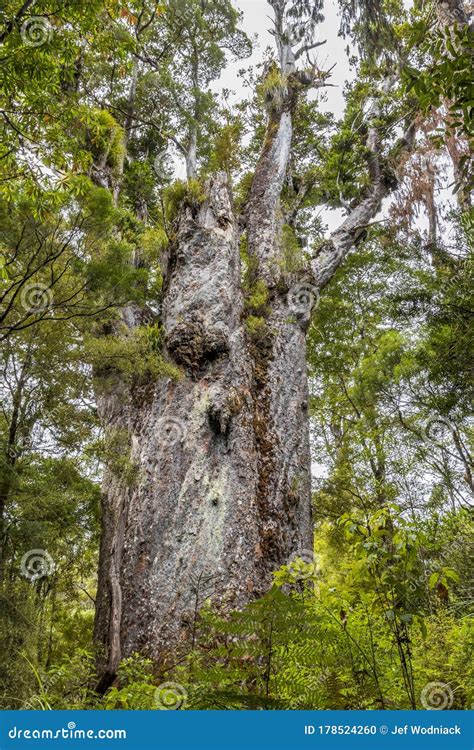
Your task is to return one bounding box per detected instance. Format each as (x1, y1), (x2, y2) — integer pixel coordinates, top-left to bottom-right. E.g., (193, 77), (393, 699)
(94, 2), (319, 686)
(94, 166), (313, 686)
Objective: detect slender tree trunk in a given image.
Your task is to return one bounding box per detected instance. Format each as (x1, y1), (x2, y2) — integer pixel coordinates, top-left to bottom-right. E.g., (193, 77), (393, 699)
(0, 349), (31, 582)
(113, 62), (138, 205)
(184, 50), (200, 180)
(185, 128), (197, 181)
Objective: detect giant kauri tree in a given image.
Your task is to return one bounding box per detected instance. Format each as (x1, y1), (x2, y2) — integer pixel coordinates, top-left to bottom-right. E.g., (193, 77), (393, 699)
(0, 0), (471, 697)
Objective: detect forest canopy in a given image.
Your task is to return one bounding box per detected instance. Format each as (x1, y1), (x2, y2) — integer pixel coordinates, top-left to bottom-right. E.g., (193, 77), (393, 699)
(0, 0), (472, 711)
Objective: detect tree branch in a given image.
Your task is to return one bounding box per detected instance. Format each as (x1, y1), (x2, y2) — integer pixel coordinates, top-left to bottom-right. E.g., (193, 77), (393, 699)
(295, 39), (326, 60)
(0, 0), (36, 44)
(311, 118), (416, 292)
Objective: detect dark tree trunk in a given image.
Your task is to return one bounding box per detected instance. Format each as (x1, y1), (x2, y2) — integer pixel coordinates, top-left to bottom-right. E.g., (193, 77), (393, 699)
(0, 349), (32, 583)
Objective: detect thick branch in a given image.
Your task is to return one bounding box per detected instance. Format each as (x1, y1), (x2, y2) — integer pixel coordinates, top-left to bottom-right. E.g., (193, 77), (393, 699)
(248, 1), (330, 282)
(311, 121), (416, 291)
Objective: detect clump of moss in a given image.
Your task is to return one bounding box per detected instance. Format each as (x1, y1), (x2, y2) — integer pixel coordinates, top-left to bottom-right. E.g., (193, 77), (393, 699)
(240, 233), (256, 283)
(257, 62), (288, 112)
(241, 234), (272, 332)
(245, 315), (269, 343)
(164, 179), (207, 223)
(241, 233), (268, 301)
(279, 224), (307, 273)
(245, 279), (269, 314)
(77, 107), (125, 173)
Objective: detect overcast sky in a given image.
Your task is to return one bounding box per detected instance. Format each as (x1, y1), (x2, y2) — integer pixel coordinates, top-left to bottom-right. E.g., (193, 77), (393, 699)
(224, 1), (439, 236)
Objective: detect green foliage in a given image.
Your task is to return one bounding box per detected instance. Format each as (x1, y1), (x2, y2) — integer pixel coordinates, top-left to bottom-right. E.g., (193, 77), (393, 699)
(123, 162), (158, 215)
(171, 501), (472, 710)
(245, 315), (270, 343)
(140, 226), (169, 259)
(103, 655), (157, 710)
(401, 22), (474, 191)
(85, 323), (179, 384)
(0, 450), (100, 708)
(24, 650), (99, 710)
(207, 119), (243, 176)
(163, 179), (207, 223)
(76, 106), (125, 172)
(279, 224), (307, 273)
(245, 279), (269, 314)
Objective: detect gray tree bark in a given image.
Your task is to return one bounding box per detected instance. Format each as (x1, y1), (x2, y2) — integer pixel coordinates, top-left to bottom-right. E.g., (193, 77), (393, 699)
(94, 166), (313, 686)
